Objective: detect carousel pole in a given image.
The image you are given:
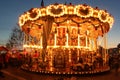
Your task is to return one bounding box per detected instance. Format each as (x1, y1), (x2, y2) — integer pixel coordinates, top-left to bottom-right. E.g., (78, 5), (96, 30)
(54, 34), (57, 46)
(54, 28), (57, 47)
(40, 26), (43, 48)
(24, 32), (26, 44)
(77, 27), (80, 61)
(86, 30), (89, 48)
(68, 50), (71, 63)
(66, 33), (69, 47)
(78, 35), (80, 47)
(66, 28), (69, 47)
(77, 35), (80, 62)
(49, 49), (53, 71)
(104, 33), (107, 66)
(41, 35), (42, 48)
(23, 32), (26, 50)
(94, 38), (97, 51)
(66, 20), (70, 47)
(89, 38), (92, 51)
(85, 31), (87, 48)
(78, 28), (80, 47)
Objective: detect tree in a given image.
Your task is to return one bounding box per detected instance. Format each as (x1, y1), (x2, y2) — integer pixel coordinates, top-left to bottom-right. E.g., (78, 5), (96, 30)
(117, 43), (120, 54)
(117, 43), (120, 48)
(6, 26), (24, 50)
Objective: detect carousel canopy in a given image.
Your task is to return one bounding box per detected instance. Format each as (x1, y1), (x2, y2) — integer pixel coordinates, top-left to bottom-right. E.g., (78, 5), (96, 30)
(18, 3), (114, 38)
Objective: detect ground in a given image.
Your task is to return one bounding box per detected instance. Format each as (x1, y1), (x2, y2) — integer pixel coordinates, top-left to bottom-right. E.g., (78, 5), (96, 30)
(0, 66), (120, 80)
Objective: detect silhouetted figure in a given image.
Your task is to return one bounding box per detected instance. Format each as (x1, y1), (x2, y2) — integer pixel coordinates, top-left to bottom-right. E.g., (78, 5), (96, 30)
(0, 54), (4, 78)
(114, 55), (119, 75)
(109, 56), (114, 69)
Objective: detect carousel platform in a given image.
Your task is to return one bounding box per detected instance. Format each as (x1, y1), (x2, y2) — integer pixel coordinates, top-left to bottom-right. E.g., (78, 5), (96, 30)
(21, 64), (110, 75)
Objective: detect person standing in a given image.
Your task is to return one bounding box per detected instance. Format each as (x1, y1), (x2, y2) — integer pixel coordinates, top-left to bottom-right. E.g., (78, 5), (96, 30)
(0, 54), (4, 78)
(114, 55), (119, 75)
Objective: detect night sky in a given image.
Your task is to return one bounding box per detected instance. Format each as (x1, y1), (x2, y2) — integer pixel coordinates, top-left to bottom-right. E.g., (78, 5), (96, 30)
(0, 0), (120, 48)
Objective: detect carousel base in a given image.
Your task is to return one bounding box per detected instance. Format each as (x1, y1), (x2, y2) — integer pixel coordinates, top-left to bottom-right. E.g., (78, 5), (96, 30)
(21, 64), (110, 75)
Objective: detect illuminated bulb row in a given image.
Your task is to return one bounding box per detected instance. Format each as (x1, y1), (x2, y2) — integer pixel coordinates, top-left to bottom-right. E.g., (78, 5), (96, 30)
(23, 44), (42, 48)
(46, 4), (67, 17)
(75, 5), (93, 18)
(19, 4), (114, 28)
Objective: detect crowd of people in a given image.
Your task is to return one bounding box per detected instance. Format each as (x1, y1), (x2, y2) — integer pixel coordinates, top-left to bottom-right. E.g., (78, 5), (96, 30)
(109, 54), (120, 75)
(0, 50), (120, 77)
(0, 51), (26, 77)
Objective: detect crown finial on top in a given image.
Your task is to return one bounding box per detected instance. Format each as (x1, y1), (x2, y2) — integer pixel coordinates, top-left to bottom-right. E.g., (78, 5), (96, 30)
(41, 0), (44, 7)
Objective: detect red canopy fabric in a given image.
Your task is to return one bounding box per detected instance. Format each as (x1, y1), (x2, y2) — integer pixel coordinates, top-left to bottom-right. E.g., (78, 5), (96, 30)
(0, 46), (8, 51)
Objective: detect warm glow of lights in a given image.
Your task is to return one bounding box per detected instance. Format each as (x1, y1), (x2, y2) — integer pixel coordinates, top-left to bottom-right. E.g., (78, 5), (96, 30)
(41, 37), (42, 47)
(28, 8), (40, 20)
(19, 3), (114, 53)
(50, 67), (53, 71)
(19, 12), (30, 27)
(54, 34), (57, 47)
(47, 4), (67, 17)
(23, 44), (42, 48)
(107, 16), (114, 28)
(99, 10), (109, 22)
(69, 53), (71, 62)
(67, 6), (74, 14)
(19, 14), (26, 27)
(47, 45), (90, 49)
(75, 5), (93, 18)
(40, 8), (47, 16)
(86, 30), (89, 47)
(93, 9), (99, 18)
(78, 34), (80, 47)
(18, 4), (114, 29)
(66, 33), (69, 47)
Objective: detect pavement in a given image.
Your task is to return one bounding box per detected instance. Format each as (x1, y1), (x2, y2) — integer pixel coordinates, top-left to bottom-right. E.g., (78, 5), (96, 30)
(0, 66), (120, 80)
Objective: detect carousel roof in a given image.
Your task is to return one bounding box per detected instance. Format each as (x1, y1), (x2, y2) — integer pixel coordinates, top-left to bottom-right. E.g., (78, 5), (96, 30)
(18, 3), (114, 38)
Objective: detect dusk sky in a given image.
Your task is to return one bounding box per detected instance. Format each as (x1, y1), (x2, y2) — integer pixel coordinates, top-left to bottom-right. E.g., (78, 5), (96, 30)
(0, 0), (120, 48)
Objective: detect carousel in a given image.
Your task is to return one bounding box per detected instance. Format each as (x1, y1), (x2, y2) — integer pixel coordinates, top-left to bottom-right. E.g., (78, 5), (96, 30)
(18, 3), (114, 74)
